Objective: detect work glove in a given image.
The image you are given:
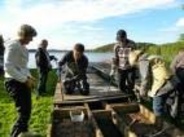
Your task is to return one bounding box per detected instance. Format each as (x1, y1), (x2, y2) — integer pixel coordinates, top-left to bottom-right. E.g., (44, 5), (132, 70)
(25, 76), (36, 90)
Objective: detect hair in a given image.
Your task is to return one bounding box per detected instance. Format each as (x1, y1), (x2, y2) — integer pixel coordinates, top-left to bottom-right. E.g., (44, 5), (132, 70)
(74, 43), (85, 52)
(39, 39), (48, 48)
(40, 39), (48, 45)
(18, 24), (37, 37)
(116, 29), (127, 38)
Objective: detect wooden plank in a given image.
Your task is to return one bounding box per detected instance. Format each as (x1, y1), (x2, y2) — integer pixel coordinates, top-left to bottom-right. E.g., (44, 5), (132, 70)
(111, 103), (139, 113)
(54, 94), (132, 105)
(139, 104), (156, 124)
(92, 110), (112, 119)
(53, 108), (88, 120)
(105, 103), (127, 135)
(54, 73), (132, 105)
(84, 103), (104, 137)
(54, 73), (124, 104)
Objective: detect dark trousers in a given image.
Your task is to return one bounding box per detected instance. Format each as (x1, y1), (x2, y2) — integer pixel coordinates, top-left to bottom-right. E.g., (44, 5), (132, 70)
(63, 77), (90, 95)
(176, 69), (184, 115)
(37, 68), (48, 95)
(118, 67), (136, 94)
(176, 68), (184, 92)
(4, 79), (31, 137)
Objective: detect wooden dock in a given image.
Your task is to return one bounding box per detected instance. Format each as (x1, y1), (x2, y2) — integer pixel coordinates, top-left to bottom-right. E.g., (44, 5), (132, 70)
(48, 63), (184, 137)
(54, 72), (132, 105)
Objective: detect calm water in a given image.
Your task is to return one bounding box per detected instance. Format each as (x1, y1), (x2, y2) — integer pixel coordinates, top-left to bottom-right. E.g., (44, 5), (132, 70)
(29, 51), (114, 68)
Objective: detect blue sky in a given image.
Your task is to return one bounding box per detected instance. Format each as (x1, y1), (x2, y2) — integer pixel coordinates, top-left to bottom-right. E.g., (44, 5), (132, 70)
(0, 0), (183, 49)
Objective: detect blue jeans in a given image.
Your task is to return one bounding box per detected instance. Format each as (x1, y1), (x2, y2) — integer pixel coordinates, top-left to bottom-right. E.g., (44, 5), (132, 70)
(153, 95), (167, 116)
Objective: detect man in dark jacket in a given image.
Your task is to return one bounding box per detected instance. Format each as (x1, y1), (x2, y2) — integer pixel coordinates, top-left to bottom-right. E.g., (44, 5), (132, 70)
(170, 49), (184, 116)
(58, 43), (89, 95)
(35, 39), (57, 96)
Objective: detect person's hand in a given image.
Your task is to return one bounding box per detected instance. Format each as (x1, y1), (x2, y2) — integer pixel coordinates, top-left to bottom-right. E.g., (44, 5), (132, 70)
(139, 89), (147, 97)
(25, 77), (36, 90)
(29, 76), (36, 81)
(109, 70), (115, 78)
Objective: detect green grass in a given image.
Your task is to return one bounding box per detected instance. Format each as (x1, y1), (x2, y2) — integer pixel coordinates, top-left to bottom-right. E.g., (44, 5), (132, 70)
(0, 69), (58, 137)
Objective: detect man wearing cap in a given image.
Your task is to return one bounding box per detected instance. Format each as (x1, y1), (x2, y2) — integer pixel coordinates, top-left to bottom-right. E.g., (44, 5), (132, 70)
(4, 24), (38, 137)
(35, 39), (57, 96)
(57, 43), (90, 95)
(110, 29), (137, 96)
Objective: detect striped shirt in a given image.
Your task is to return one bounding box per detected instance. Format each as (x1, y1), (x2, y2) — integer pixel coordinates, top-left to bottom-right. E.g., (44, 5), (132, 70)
(114, 39), (136, 70)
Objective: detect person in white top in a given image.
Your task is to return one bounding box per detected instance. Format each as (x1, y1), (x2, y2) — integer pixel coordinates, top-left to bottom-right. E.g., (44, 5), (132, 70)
(4, 24), (38, 137)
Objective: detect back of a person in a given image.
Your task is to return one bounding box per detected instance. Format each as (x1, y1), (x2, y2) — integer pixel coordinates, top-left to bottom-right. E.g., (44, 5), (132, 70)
(148, 55), (171, 96)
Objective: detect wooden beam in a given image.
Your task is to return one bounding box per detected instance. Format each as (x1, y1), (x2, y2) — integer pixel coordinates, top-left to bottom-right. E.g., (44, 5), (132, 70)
(84, 103), (104, 137)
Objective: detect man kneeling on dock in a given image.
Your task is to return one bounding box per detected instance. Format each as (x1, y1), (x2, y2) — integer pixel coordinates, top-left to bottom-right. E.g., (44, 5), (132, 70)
(57, 43), (90, 95)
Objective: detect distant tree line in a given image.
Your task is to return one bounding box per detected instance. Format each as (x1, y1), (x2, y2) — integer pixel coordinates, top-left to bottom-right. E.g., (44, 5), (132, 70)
(93, 40), (184, 64)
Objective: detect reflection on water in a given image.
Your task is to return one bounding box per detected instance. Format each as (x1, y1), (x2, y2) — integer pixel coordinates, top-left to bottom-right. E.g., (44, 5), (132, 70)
(29, 51), (113, 68)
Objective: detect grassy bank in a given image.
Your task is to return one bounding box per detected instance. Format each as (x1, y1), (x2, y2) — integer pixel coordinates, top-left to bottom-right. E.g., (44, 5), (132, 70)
(0, 69), (58, 137)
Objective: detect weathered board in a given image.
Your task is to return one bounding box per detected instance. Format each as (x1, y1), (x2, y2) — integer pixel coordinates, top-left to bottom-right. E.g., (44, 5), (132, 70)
(54, 73), (132, 105)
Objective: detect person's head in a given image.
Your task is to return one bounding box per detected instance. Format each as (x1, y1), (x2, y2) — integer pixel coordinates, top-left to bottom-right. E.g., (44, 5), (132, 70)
(39, 39), (48, 49)
(73, 43), (85, 61)
(17, 24), (37, 45)
(128, 50), (144, 66)
(116, 29), (127, 42)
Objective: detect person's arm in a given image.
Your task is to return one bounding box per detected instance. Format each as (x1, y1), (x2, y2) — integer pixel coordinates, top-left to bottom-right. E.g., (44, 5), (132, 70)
(49, 55), (58, 61)
(113, 44), (119, 66)
(35, 48), (42, 67)
(4, 43), (27, 83)
(57, 53), (68, 80)
(110, 45), (119, 77)
(75, 56), (88, 81)
(58, 53), (68, 70)
(170, 54), (179, 74)
(82, 57), (88, 74)
(139, 59), (151, 97)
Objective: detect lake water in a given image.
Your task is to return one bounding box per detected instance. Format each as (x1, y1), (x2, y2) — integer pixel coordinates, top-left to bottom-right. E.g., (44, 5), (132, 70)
(29, 51), (114, 68)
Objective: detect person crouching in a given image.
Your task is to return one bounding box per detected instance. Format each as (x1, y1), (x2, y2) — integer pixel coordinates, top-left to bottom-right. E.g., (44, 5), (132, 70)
(57, 43), (90, 95)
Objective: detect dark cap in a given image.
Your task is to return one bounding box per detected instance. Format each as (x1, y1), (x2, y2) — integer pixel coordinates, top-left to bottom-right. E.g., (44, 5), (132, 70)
(116, 29), (127, 38)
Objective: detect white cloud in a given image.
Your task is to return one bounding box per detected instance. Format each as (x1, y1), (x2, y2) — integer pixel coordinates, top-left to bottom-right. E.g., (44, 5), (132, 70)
(0, 0), (177, 49)
(176, 18), (184, 27)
